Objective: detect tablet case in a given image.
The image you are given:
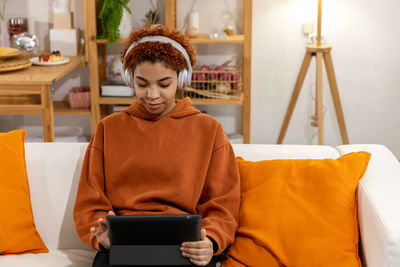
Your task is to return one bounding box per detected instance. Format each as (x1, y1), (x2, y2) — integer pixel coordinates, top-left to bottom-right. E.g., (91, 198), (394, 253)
(107, 214), (201, 266)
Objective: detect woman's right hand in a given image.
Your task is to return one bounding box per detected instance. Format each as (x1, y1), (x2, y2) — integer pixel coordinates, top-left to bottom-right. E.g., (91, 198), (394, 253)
(90, 210), (116, 249)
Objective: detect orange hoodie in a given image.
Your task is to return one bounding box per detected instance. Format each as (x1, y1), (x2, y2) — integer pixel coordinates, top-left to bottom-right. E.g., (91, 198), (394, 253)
(73, 97), (240, 255)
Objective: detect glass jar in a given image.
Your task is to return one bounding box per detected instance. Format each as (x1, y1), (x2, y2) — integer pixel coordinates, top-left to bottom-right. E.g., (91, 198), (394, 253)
(8, 18), (29, 41)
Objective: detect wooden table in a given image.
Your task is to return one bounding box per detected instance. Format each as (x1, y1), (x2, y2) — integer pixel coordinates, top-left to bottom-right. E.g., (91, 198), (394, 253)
(0, 56), (85, 142)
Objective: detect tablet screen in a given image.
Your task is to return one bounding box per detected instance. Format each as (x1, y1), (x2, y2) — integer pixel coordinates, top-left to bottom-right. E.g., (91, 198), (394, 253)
(107, 214), (201, 245)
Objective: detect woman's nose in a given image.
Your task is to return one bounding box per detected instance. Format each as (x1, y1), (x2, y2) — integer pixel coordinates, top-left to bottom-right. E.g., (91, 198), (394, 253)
(146, 86), (160, 99)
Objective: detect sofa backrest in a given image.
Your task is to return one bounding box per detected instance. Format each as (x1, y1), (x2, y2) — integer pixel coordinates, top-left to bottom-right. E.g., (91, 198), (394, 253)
(232, 144), (339, 160)
(24, 143), (340, 250)
(25, 142), (90, 250)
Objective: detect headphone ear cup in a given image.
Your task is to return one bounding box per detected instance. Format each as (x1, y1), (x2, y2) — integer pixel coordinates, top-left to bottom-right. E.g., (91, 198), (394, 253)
(123, 69), (130, 86)
(185, 69), (191, 87)
(178, 69), (189, 90)
(177, 71), (183, 90)
(129, 73), (134, 89)
(124, 69), (134, 88)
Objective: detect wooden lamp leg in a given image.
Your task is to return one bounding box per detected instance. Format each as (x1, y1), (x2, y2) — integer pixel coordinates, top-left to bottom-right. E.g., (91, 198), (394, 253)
(323, 51), (349, 144)
(277, 52), (313, 144)
(316, 52), (324, 145)
(278, 45), (349, 145)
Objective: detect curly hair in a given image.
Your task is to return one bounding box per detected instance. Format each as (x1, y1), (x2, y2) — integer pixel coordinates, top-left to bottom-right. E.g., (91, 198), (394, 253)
(120, 24), (196, 72)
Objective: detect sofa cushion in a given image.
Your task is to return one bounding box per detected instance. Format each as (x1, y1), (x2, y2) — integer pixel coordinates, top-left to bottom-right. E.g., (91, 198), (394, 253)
(0, 130), (48, 254)
(0, 249), (96, 267)
(222, 152), (371, 267)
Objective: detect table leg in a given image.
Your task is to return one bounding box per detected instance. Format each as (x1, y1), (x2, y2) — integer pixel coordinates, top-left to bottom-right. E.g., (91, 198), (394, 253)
(41, 85), (55, 142)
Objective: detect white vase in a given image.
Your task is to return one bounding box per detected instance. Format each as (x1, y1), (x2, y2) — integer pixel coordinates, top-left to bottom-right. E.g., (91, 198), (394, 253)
(109, 56), (124, 83)
(0, 20), (10, 47)
(54, 0), (70, 13)
(119, 9), (132, 39)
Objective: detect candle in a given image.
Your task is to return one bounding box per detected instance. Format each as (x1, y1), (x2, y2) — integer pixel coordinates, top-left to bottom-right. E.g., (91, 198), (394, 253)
(188, 12), (199, 29)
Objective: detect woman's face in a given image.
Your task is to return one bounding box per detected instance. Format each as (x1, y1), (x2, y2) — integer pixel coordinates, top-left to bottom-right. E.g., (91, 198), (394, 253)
(133, 61), (178, 117)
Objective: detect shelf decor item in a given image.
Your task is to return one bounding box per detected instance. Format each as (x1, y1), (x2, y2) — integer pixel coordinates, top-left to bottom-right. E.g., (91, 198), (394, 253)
(118, 8), (132, 39)
(185, 11), (199, 38)
(30, 56), (70, 66)
(186, 66), (242, 100)
(53, 0), (73, 29)
(12, 32), (39, 56)
(97, 0), (131, 46)
(8, 18), (29, 41)
(68, 87), (91, 109)
(0, 46), (19, 59)
(50, 28), (79, 56)
(0, 55), (31, 72)
(143, 8), (159, 26)
(109, 56), (124, 83)
(0, 0), (10, 47)
(53, 0), (70, 13)
(220, 11), (235, 36)
(277, 0), (349, 145)
(53, 12), (74, 29)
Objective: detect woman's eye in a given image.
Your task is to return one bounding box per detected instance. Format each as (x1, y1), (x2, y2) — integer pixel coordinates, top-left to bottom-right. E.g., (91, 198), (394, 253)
(137, 84), (147, 87)
(160, 84), (171, 88)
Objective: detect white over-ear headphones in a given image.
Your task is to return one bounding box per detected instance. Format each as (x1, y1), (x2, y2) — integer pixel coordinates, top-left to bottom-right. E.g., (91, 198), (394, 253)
(122, 35), (192, 90)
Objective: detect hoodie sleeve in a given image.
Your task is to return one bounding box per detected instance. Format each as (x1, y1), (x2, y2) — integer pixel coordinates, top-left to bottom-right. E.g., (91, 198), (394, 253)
(73, 121), (113, 250)
(197, 125), (241, 255)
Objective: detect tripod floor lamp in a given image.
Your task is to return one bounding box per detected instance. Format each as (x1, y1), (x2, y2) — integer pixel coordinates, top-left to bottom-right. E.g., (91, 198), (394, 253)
(277, 0), (349, 145)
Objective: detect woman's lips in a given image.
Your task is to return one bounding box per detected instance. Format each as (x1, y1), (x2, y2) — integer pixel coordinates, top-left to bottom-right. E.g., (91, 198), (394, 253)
(146, 102), (162, 110)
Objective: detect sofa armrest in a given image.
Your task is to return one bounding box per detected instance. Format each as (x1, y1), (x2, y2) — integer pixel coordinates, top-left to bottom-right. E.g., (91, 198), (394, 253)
(336, 145), (400, 267)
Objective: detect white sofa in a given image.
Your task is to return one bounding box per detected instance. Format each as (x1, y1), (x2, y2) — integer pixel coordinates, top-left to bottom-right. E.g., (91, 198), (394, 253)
(1, 143), (400, 266)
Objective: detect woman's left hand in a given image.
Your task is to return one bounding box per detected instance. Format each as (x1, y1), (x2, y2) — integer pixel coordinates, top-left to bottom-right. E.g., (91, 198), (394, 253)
(181, 229), (213, 266)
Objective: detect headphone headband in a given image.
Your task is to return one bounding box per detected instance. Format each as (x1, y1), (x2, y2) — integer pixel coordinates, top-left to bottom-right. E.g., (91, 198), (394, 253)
(123, 35), (192, 80)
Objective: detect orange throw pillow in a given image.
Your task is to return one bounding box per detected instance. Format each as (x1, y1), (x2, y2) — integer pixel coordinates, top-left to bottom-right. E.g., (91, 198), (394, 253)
(222, 152), (371, 267)
(0, 130), (48, 254)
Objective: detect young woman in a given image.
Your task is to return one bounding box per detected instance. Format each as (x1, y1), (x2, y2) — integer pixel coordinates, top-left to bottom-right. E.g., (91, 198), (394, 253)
(73, 24), (240, 267)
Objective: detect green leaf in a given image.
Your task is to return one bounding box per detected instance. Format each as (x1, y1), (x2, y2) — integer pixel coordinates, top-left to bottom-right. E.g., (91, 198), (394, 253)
(97, 0), (132, 46)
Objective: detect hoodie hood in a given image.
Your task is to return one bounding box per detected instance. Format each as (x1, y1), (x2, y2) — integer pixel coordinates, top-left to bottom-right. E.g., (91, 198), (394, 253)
(123, 97), (200, 121)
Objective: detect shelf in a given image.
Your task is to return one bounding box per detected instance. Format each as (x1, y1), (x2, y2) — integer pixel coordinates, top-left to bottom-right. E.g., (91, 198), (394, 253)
(191, 97), (243, 105)
(99, 97), (136, 105)
(189, 34), (244, 44)
(97, 39), (128, 44)
(96, 34), (244, 45)
(53, 101), (91, 115)
(99, 96), (243, 106)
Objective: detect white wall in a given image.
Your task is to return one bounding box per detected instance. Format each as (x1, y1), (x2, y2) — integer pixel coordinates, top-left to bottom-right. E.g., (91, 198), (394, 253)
(1, 0), (400, 158)
(252, 0), (400, 158)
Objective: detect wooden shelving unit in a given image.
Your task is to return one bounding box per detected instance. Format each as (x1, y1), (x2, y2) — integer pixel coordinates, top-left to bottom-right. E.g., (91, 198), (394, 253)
(53, 101), (91, 115)
(0, 55), (87, 141)
(85, 0), (252, 143)
(96, 34), (245, 45)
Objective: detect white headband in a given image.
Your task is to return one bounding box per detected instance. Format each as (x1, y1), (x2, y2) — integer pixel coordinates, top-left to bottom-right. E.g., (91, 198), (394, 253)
(123, 35), (192, 78)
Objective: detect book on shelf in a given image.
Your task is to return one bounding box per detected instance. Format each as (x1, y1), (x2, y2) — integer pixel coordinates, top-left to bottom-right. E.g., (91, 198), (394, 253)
(111, 105), (130, 113)
(101, 81), (134, 97)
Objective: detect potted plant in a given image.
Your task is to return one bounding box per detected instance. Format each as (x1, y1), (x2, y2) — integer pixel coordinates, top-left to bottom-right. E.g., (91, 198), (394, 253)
(97, 0), (131, 46)
(143, 8), (159, 25)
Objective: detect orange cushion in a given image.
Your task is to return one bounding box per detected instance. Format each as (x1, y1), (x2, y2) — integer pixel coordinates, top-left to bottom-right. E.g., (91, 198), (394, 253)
(222, 152), (371, 267)
(0, 130), (48, 254)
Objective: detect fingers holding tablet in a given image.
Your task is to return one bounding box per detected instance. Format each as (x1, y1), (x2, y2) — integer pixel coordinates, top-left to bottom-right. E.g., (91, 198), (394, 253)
(181, 229), (213, 266)
(90, 210), (116, 249)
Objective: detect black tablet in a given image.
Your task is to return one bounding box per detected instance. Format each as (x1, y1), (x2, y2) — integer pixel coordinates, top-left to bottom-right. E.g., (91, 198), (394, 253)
(106, 214), (202, 265)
